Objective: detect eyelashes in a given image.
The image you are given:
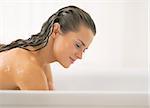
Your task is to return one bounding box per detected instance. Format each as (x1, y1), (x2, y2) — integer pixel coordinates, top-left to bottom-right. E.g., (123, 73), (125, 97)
(74, 43), (86, 53)
(74, 40), (88, 53)
(75, 43), (81, 49)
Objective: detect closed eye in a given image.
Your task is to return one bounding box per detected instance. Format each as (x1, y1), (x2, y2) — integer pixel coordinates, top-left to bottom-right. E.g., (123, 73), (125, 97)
(75, 44), (81, 48)
(75, 43), (87, 53)
(74, 40), (87, 52)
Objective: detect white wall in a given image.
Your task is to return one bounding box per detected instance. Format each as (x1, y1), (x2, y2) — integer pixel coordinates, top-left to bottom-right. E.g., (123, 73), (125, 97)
(0, 0), (148, 77)
(148, 0), (150, 99)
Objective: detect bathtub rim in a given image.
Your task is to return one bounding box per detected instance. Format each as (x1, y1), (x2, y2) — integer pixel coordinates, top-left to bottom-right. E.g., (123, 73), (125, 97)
(0, 90), (148, 107)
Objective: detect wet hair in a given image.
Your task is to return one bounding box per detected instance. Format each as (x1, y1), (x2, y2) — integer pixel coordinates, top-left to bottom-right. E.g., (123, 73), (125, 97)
(0, 5), (96, 53)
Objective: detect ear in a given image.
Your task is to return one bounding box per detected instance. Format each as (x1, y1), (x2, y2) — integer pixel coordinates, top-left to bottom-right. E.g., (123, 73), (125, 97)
(51, 23), (61, 39)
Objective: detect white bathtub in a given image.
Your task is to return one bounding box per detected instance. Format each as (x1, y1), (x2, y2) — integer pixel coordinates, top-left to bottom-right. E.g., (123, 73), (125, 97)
(0, 70), (148, 108)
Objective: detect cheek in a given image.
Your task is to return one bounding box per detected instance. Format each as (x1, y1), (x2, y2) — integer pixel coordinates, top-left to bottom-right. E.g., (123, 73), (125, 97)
(53, 39), (64, 56)
(63, 43), (75, 56)
(53, 38), (74, 58)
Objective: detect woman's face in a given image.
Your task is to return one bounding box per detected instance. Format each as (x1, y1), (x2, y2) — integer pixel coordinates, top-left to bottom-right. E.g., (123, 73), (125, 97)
(52, 25), (94, 68)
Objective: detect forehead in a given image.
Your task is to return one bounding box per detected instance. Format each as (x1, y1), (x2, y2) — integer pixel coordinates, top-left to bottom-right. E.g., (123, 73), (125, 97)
(65, 25), (94, 47)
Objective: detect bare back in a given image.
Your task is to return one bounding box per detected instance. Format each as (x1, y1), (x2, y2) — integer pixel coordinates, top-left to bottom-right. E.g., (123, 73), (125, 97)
(0, 48), (49, 90)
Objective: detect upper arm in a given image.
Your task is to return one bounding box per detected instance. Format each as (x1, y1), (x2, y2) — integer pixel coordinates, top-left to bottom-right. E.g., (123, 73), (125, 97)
(44, 65), (53, 81)
(44, 65), (54, 90)
(15, 61), (49, 90)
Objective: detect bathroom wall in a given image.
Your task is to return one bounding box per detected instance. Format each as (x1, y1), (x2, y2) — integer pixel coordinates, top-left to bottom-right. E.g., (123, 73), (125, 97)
(148, 0), (149, 101)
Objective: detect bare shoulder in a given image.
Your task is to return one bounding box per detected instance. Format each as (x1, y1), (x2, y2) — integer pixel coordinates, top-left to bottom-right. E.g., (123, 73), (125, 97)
(0, 48), (49, 90)
(7, 48), (49, 90)
(0, 47), (36, 62)
(15, 62), (49, 90)
(8, 48), (36, 60)
(0, 47), (38, 72)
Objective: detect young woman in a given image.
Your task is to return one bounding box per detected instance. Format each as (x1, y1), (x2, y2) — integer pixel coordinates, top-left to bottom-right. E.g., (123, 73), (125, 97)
(0, 5), (96, 90)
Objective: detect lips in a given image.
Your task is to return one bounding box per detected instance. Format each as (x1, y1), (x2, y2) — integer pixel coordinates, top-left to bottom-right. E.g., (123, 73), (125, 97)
(69, 57), (75, 63)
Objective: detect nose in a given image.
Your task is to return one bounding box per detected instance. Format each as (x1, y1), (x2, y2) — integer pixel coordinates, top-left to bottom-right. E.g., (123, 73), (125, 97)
(75, 51), (83, 60)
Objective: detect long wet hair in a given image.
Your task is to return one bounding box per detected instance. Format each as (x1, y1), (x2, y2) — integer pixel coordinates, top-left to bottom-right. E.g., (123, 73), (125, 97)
(0, 5), (96, 53)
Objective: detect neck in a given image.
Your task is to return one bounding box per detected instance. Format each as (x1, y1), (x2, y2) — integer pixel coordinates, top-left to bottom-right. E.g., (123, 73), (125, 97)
(31, 37), (56, 67)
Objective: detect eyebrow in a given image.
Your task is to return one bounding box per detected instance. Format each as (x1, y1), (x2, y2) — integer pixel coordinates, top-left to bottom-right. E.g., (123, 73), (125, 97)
(77, 39), (88, 49)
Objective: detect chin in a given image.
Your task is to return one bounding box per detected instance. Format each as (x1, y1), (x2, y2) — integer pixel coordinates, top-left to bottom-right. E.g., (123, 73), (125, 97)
(59, 62), (70, 68)
(63, 65), (70, 68)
